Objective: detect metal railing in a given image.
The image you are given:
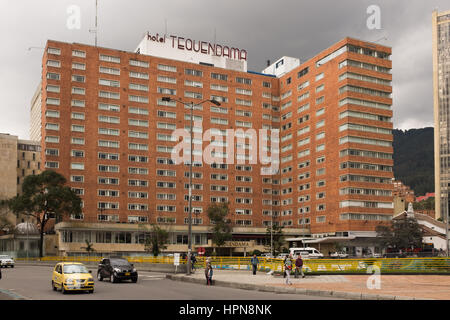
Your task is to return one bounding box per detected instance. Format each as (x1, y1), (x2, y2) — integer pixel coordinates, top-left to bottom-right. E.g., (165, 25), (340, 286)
(14, 256), (450, 274)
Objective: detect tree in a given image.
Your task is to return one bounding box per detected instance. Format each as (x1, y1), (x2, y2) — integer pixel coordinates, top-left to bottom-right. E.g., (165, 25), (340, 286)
(145, 224), (169, 256)
(376, 216), (423, 252)
(265, 223), (285, 256)
(0, 214), (14, 234)
(207, 202), (232, 254)
(2, 170), (82, 257)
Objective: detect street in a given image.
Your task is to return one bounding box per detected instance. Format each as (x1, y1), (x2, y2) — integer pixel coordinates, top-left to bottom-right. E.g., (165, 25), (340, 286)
(0, 264), (340, 300)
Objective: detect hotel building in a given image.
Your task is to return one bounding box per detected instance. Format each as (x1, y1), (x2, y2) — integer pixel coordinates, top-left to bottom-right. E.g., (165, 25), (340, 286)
(35, 33), (393, 256)
(433, 10), (450, 222)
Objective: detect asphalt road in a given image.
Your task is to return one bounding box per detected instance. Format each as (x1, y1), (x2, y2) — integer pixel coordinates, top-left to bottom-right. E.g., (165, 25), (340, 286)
(0, 265), (340, 300)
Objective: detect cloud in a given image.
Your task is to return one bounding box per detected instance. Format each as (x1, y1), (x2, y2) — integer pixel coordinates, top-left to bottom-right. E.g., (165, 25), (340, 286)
(0, 0), (448, 139)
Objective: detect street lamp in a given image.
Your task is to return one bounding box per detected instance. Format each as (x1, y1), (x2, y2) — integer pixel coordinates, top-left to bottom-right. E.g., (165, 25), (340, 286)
(161, 96), (220, 275)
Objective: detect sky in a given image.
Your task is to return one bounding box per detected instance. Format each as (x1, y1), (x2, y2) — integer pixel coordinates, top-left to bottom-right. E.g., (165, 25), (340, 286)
(0, 0), (447, 140)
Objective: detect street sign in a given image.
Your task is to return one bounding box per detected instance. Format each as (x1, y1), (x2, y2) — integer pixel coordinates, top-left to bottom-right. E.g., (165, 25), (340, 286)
(197, 247), (205, 255)
(174, 253), (180, 266)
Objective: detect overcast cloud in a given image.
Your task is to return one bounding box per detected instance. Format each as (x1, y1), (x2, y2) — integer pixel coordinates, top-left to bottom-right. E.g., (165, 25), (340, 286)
(0, 0), (447, 139)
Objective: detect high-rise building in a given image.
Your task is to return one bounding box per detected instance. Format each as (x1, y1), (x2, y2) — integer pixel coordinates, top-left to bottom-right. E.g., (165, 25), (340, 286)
(433, 10), (450, 221)
(0, 133), (41, 225)
(36, 34), (393, 256)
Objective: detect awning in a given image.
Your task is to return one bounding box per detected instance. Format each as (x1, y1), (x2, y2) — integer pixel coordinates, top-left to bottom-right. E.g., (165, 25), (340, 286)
(286, 236), (356, 244)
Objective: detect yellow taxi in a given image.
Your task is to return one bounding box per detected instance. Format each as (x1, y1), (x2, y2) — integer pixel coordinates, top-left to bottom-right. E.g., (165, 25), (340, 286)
(51, 262), (95, 294)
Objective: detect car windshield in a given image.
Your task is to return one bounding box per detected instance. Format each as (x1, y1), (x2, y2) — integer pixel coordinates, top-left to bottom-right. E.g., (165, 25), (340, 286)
(0, 255), (11, 259)
(110, 258), (130, 266)
(63, 264), (89, 274)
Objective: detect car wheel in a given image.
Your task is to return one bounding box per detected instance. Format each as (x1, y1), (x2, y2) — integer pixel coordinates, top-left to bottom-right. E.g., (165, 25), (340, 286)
(131, 277), (138, 283)
(61, 284), (66, 294)
(97, 272), (103, 281)
(11, 265), (14, 268)
(52, 281), (57, 291)
(88, 289), (94, 294)
(111, 273), (116, 283)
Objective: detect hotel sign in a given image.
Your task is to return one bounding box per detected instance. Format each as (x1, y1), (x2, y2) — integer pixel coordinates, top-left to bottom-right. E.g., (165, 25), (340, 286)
(146, 32), (247, 61)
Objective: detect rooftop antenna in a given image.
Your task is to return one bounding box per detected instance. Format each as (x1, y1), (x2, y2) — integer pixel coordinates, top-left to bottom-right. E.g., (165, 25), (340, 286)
(89, 0), (98, 46)
(165, 18), (168, 35)
(374, 36), (388, 43)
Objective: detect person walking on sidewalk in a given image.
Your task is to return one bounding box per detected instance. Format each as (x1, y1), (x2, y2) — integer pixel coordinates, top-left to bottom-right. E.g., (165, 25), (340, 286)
(250, 254), (259, 275)
(191, 254), (197, 273)
(284, 254), (293, 285)
(205, 263), (213, 285)
(295, 255), (305, 278)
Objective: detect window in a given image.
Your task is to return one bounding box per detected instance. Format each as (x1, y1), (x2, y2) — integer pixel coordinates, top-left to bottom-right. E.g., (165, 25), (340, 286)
(46, 98), (60, 105)
(297, 67), (309, 78)
(71, 112), (85, 120)
(128, 119), (148, 127)
(71, 125), (85, 132)
(129, 71), (149, 79)
(47, 72), (60, 80)
(47, 60), (60, 67)
(72, 150), (85, 157)
(99, 66), (120, 75)
(99, 79), (120, 87)
(47, 47), (61, 55)
(236, 77), (252, 85)
(45, 123), (59, 131)
(98, 128), (119, 136)
(99, 91), (119, 99)
(129, 59), (149, 68)
(45, 136), (59, 143)
(72, 50), (86, 58)
(72, 75), (85, 83)
(99, 115), (119, 124)
(99, 54), (120, 63)
(185, 68), (203, 76)
(72, 87), (85, 95)
(72, 62), (85, 70)
(71, 163), (84, 170)
(157, 64), (177, 72)
(211, 73), (228, 81)
(98, 103), (120, 112)
(46, 85), (60, 93)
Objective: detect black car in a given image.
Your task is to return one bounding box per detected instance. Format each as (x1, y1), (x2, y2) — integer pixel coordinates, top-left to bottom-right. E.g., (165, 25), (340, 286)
(97, 257), (138, 283)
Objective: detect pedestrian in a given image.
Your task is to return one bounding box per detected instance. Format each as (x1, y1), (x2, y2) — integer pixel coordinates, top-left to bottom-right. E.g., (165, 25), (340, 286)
(191, 254), (197, 272)
(0, 266), (2, 280)
(284, 254), (293, 285)
(205, 263), (213, 285)
(295, 255), (305, 278)
(250, 254), (259, 275)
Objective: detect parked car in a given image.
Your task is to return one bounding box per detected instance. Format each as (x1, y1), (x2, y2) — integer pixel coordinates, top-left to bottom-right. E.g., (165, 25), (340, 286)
(0, 255), (15, 268)
(276, 253), (289, 259)
(51, 262), (94, 294)
(289, 247), (324, 259)
(330, 251), (349, 258)
(97, 257), (138, 283)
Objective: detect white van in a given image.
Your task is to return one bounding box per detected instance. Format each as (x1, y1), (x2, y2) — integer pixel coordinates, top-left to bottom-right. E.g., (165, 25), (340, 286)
(289, 247), (324, 259)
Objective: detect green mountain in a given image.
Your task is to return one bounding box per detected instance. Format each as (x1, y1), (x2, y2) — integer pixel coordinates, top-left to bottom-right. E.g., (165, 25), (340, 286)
(393, 127), (434, 196)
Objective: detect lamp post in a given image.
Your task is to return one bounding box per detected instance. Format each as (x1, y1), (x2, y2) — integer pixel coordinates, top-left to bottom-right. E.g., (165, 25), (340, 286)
(162, 96), (220, 275)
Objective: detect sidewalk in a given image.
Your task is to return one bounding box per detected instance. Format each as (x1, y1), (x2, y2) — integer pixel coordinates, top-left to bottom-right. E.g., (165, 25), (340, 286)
(167, 269), (449, 300)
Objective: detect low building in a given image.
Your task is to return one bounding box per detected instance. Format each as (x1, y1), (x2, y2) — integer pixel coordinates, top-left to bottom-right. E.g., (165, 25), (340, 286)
(0, 221), (40, 258)
(393, 203), (448, 251)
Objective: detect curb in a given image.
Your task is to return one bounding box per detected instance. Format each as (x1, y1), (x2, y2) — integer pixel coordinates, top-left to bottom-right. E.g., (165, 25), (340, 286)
(166, 274), (430, 300)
